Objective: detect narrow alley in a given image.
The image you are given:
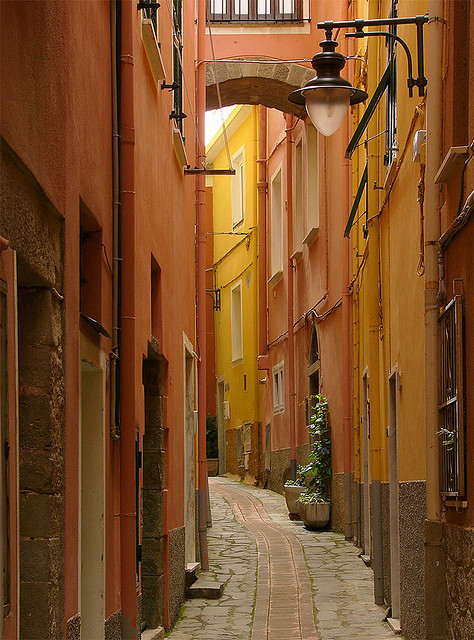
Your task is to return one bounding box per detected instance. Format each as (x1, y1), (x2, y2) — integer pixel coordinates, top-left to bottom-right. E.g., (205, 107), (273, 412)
(168, 478), (401, 640)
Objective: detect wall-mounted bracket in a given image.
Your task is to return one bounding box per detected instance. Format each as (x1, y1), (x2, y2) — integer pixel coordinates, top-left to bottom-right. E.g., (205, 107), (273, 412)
(206, 288), (221, 310)
(318, 15), (429, 97)
(137, 1), (160, 11)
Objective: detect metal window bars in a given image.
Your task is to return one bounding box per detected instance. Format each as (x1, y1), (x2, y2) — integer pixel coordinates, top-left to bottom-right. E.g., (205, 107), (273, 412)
(207, 0), (308, 23)
(438, 295), (465, 497)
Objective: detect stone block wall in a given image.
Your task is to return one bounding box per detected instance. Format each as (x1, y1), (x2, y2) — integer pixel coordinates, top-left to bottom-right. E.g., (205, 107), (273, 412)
(267, 444), (309, 495)
(142, 355), (167, 630)
(444, 524), (474, 640)
(399, 481), (426, 640)
(1, 142), (66, 640)
(168, 527), (185, 627)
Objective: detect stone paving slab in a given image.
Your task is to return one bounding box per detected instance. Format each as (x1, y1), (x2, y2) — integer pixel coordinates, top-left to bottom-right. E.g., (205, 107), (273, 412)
(165, 477), (404, 640)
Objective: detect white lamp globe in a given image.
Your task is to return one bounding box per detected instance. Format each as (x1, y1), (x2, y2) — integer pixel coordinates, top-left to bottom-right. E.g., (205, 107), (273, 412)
(304, 87), (351, 137)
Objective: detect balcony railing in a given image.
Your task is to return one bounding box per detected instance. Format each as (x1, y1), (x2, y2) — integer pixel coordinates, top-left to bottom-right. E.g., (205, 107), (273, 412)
(208, 0), (309, 23)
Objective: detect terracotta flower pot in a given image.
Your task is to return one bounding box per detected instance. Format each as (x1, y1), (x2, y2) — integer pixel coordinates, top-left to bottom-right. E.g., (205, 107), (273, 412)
(207, 458), (219, 477)
(299, 501), (330, 530)
(284, 485), (306, 516)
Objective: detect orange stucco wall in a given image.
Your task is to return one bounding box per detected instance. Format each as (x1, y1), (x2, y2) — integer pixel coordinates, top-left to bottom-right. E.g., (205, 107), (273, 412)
(1, 0), (200, 632)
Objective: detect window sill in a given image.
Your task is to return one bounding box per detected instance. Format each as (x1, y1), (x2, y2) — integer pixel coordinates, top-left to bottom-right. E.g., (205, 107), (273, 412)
(268, 270), (283, 287)
(290, 248), (303, 262)
(303, 227), (319, 247)
(443, 498), (468, 510)
(172, 128), (188, 169)
(384, 159), (398, 191)
(141, 18), (166, 85)
(232, 357), (243, 367)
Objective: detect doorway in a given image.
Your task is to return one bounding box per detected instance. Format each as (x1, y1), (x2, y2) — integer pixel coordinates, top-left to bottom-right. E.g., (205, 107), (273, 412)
(307, 326), (320, 421)
(184, 346), (196, 564)
(217, 378), (226, 474)
(80, 358), (105, 639)
(362, 371), (371, 558)
(388, 370), (400, 622)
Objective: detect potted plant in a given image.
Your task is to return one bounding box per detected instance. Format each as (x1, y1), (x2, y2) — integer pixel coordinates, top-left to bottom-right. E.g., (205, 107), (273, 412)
(297, 395), (331, 530)
(206, 414), (219, 476)
(283, 477), (305, 518)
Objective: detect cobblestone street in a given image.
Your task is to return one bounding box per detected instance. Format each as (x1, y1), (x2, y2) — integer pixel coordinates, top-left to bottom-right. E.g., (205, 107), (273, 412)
(167, 477), (403, 640)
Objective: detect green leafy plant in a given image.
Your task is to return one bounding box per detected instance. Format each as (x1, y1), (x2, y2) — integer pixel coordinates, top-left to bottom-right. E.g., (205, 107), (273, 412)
(298, 394), (331, 502)
(206, 414), (218, 459)
(437, 427), (456, 451)
(297, 489), (326, 504)
(284, 477), (305, 487)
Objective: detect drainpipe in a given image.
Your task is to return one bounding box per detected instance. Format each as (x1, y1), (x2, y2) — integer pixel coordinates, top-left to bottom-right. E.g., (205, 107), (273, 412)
(285, 115), (296, 480)
(365, 5), (383, 605)
(342, 118), (353, 541)
(424, 2), (446, 637)
(110, 0), (120, 440)
(119, 1), (138, 637)
(196, 0), (209, 571)
(257, 106), (268, 359)
(341, 6), (353, 541)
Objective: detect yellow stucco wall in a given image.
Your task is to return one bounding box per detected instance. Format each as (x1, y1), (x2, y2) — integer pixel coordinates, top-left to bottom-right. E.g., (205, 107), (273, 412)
(350, 0), (429, 483)
(207, 106), (260, 441)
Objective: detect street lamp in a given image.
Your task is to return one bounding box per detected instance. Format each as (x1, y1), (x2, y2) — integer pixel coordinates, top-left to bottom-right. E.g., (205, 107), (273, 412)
(289, 16), (428, 137)
(289, 34), (367, 136)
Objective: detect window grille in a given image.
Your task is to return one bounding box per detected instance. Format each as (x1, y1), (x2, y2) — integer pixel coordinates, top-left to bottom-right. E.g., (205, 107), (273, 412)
(171, 0), (186, 134)
(438, 295), (465, 497)
(208, 0), (308, 23)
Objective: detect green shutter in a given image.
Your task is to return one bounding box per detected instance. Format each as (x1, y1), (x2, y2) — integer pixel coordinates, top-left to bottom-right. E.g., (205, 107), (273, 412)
(345, 60), (394, 160)
(344, 164), (367, 237)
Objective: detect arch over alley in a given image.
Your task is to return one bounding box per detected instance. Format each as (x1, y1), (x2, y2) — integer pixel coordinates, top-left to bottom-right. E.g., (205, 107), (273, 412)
(206, 58), (315, 115)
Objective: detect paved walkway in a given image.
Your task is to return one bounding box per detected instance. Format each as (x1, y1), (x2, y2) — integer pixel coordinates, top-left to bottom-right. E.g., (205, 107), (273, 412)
(166, 477), (403, 640)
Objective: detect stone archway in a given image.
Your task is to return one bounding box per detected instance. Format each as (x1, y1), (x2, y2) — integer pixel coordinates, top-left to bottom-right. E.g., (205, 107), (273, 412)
(206, 58), (315, 115)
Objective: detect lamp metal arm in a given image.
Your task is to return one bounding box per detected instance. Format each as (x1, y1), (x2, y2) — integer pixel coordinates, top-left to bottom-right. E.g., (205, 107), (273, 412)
(346, 30), (416, 96)
(318, 15), (428, 97)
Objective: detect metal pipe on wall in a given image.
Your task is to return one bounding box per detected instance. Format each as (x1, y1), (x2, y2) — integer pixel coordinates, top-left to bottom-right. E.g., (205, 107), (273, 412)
(341, 7), (353, 541)
(110, 0), (121, 440)
(424, 2), (446, 637)
(196, 0), (209, 572)
(257, 106), (268, 358)
(119, 1), (138, 636)
(285, 114), (296, 480)
(365, 0), (383, 605)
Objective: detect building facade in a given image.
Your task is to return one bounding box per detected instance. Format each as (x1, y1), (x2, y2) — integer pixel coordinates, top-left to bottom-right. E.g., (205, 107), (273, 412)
(0, 0), (207, 638)
(207, 105), (262, 481)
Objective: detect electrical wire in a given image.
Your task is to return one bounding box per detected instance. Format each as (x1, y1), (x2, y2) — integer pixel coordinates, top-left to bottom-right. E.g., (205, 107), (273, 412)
(206, 8), (233, 169)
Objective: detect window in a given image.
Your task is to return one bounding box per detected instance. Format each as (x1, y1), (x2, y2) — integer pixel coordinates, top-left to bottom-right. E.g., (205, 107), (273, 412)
(438, 295), (465, 498)
(231, 147), (245, 227)
(270, 167), (283, 278)
(293, 136), (303, 257)
(207, 0), (307, 22)
(0, 284), (10, 616)
(171, 0), (186, 135)
(304, 123), (319, 245)
(272, 361), (285, 414)
(231, 282), (243, 363)
(151, 256), (162, 343)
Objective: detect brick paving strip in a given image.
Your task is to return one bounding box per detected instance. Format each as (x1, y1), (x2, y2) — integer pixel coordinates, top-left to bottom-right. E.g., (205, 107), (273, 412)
(212, 481), (319, 640)
(166, 477), (403, 640)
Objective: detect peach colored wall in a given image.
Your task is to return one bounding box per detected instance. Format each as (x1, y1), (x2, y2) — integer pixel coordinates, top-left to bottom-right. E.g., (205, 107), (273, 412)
(1, 0), (200, 630)
(262, 104), (349, 477)
(205, 0), (348, 63)
(1, 0), (115, 625)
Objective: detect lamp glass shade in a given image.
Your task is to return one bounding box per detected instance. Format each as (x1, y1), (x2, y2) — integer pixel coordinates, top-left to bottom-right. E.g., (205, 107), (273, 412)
(304, 87), (351, 137)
